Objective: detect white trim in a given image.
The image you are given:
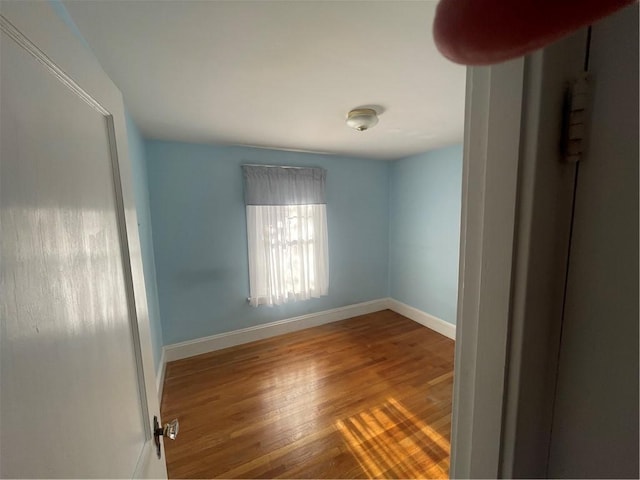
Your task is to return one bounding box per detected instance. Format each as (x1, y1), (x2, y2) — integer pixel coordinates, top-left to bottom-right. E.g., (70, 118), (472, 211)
(387, 299), (456, 340)
(163, 298), (390, 362)
(156, 349), (166, 406)
(162, 298), (458, 365)
(450, 60), (524, 479)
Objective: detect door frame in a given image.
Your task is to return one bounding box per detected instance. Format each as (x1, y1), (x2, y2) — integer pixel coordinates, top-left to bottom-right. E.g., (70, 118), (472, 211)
(450, 59), (525, 479)
(0, 2), (166, 477)
(451, 30), (590, 478)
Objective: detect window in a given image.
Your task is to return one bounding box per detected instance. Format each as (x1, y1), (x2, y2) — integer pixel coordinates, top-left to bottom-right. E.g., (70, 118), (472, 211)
(242, 165), (329, 306)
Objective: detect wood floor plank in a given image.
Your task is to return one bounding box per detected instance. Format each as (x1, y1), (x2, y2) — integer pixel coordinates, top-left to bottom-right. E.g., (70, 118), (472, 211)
(161, 310), (454, 479)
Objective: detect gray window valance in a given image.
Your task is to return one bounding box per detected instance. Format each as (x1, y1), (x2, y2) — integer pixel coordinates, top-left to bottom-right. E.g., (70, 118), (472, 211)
(242, 165), (327, 205)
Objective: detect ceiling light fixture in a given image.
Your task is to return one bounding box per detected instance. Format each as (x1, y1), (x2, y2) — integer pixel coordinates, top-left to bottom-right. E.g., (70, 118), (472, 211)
(346, 108), (379, 132)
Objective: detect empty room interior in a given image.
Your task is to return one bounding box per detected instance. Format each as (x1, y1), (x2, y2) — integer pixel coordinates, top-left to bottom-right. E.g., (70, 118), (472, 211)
(62, 1), (464, 478)
(2, 0), (638, 479)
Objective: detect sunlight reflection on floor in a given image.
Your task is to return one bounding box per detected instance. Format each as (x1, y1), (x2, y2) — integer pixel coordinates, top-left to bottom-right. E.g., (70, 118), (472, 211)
(259, 360), (320, 429)
(335, 397), (450, 479)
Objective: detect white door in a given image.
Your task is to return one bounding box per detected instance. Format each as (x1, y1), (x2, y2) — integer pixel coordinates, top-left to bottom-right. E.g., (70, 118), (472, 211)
(547, 4), (639, 478)
(0, 2), (167, 478)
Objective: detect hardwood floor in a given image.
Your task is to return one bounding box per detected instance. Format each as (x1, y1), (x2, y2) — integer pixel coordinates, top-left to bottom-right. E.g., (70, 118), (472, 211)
(161, 309), (455, 479)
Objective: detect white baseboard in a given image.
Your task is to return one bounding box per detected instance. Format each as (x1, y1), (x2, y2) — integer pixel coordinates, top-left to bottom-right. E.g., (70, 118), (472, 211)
(156, 348), (166, 405)
(163, 298), (390, 363)
(160, 297), (455, 368)
(387, 298), (456, 340)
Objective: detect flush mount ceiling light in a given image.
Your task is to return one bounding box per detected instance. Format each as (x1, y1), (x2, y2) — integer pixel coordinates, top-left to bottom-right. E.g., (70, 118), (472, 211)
(346, 108), (379, 132)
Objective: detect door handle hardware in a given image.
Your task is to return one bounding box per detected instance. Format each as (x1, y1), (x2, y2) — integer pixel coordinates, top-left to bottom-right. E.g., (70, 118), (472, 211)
(153, 416), (179, 459)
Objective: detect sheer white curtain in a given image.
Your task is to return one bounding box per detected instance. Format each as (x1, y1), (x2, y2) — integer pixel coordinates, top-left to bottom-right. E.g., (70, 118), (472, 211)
(246, 204), (328, 306)
(242, 165), (329, 307)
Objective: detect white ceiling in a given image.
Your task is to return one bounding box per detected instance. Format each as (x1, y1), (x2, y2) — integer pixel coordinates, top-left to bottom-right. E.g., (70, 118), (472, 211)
(63, 0), (466, 160)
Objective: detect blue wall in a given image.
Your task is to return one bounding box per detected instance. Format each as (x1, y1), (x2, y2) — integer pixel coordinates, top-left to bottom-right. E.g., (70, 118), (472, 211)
(146, 141), (390, 345)
(388, 145), (463, 324)
(125, 114), (164, 373)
